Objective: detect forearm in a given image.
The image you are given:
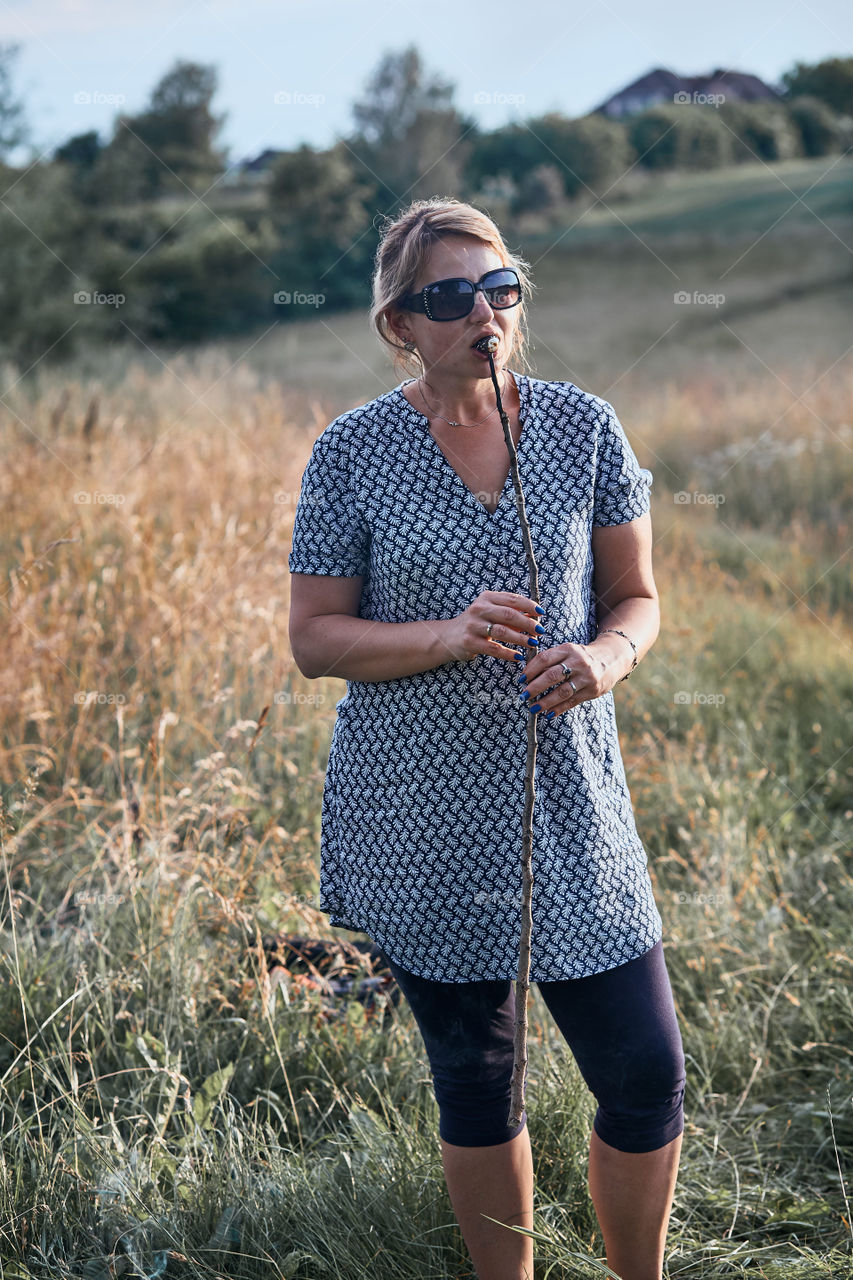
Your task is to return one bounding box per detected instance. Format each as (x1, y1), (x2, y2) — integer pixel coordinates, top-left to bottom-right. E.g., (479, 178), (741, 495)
(294, 613), (455, 682)
(586, 596), (660, 682)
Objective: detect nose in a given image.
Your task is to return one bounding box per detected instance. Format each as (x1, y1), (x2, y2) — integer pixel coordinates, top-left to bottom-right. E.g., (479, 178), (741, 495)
(469, 284), (496, 317)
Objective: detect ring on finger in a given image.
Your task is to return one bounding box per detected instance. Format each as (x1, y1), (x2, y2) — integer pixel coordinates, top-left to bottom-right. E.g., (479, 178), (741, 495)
(567, 679), (578, 696)
(559, 661), (573, 681)
(485, 622), (494, 640)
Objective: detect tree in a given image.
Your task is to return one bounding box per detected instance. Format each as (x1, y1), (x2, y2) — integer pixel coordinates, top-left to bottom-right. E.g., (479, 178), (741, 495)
(787, 95), (844, 157)
(467, 123), (546, 191)
(672, 107), (734, 170)
(132, 209), (278, 340)
(55, 130), (102, 169)
(0, 163), (94, 368)
(629, 104), (734, 171)
(527, 112), (636, 196)
(0, 42), (27, 160)
(628, 106), (684, 169)
(268, 143), (371, 251)
(347, 46), (473, 208)
(513, 163), (565, 215)
(351, 44), (455, 145)
(96, 59), (227, 201)
(781, 57), (853, 117)
(267, 142), (375, 307)
(54, 130), (103, 201)
(140, 60), (227, 178)
(716, 101), (801, 163)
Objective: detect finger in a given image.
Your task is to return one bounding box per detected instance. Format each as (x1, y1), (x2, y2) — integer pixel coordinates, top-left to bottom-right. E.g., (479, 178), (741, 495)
(490, 608), (543, 646)
(489, 622), (541, 654)
(520, 649), (578, 692)
(521, 677), (586, 715)
(484, 598), (542, 633)
(485, 627), (530, 652)
(489, 591), (546, 619)
(507, 592), (544, 613)
(538, 695), (580, 720)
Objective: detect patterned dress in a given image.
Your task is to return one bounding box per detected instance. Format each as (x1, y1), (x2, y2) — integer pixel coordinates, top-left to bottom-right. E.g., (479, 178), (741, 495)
(287, 372), (663, 981)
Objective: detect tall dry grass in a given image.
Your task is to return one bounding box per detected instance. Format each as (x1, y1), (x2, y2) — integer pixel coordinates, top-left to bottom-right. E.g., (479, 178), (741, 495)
(0, 344), (851, 1277)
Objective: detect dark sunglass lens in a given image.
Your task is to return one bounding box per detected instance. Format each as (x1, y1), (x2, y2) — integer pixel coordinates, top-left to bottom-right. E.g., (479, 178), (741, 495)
(428, 279), (474, 320)
(483, 270), (521, 308)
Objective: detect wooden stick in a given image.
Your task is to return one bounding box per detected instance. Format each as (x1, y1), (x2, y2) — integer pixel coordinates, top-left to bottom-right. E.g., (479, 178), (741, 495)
(483, 346), (540, 1128)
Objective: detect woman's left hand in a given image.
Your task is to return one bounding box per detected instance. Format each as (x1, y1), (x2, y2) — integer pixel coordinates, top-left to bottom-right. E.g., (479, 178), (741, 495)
(516, 641), (616, 719)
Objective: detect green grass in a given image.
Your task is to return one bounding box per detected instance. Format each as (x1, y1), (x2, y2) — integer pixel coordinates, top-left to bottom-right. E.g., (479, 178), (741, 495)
(521, 156), (853, 244)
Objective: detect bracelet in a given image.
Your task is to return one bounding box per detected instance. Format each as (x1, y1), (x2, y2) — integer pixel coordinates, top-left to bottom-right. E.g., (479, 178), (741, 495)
(597, 627), (638, 681)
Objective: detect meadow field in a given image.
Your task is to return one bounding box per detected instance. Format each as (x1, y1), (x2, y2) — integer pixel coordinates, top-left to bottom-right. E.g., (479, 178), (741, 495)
(1, 156), (852, 1278)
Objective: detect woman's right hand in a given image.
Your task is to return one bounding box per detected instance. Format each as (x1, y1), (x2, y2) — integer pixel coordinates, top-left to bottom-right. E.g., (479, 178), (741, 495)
(442, 591), (545, 662)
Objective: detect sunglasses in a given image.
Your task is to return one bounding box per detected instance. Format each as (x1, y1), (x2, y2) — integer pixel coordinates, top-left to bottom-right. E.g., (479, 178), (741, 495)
(398, 267), (522, 322)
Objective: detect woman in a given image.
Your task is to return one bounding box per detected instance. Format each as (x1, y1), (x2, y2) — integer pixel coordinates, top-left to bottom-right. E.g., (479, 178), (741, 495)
(288, 196), (685, 1280)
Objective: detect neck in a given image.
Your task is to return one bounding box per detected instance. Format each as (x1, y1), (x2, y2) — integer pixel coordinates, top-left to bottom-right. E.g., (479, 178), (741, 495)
(417, 367), (512, 425)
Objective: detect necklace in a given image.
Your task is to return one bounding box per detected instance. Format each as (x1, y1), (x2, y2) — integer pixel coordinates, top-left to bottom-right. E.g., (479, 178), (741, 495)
(416, 373), (509, 428)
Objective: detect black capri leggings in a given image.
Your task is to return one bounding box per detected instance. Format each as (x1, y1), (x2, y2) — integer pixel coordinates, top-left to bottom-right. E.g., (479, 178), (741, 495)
(378, 939), (685, 1153)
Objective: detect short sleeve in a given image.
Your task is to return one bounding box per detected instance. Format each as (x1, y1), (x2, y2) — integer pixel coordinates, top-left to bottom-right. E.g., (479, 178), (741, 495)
(592, 400), (653, 527)
(287, 430), (370, 577)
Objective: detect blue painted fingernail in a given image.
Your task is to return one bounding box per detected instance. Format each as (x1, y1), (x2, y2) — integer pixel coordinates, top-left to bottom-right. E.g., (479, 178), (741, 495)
(527, 703), (542, 713)
(545, 709), (555, 720)
(512, 651), (525, 662)
(534, 623), (545, 634)
(519, 689), (530, 701)
(527, 637), (539, 647)
(534, 605), (545, 615)
(517, 673), (527, 684)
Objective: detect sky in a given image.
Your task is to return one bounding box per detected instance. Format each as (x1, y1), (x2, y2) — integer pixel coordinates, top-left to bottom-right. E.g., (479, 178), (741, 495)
(2, 0), (852, 166)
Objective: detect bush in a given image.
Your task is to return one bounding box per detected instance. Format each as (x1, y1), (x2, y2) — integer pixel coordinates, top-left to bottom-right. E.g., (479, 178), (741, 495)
(513, 163), (565, 214)
(132, 210), (278, 340)
(787, 94), (845, 156)
(629, 104), (735, 170)
(466, 122), (546, 190)
(717, 100), (803, 162)
(525, 112), (635, 196)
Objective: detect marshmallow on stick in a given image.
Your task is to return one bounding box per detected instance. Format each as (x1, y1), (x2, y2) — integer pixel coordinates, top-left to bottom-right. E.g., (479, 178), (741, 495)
(474, 331), (541, 1128)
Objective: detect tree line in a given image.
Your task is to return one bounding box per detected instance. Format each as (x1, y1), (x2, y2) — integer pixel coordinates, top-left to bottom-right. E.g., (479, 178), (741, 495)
(0, 44), (851, 368)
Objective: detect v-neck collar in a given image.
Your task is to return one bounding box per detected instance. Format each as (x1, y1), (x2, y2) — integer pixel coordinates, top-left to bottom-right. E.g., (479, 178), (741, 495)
(394, 372), (531, 519)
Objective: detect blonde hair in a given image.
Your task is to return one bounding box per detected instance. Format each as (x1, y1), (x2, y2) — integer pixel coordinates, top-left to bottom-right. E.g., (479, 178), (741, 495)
(369, 196), (536, 381)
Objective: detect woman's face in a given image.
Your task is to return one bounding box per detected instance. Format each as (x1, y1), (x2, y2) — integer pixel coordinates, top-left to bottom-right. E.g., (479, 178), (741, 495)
(390, 234), (521, 381)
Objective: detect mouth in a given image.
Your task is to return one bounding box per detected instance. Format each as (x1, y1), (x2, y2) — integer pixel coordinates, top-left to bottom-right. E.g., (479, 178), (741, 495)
(472, 333), (500, 355)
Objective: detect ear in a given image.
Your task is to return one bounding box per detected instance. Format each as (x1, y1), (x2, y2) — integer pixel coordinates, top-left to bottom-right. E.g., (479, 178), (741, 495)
(387, 308), (412, 346)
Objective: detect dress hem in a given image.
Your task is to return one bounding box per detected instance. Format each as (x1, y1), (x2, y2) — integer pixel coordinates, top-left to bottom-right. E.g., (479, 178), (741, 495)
(319, 907), (664, 983)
